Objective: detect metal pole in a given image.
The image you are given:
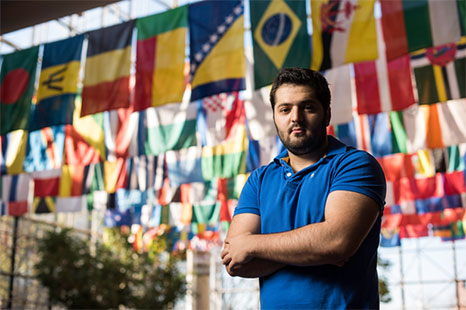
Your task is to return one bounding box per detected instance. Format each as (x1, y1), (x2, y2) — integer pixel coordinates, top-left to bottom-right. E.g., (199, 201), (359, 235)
(452, 240), (460, 310)
(7, 216), (19, 310)
(399, 242), (406, 310)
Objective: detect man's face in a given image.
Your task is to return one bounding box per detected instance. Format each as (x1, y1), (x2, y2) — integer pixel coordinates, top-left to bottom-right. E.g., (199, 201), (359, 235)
(273, 83), (330, 156)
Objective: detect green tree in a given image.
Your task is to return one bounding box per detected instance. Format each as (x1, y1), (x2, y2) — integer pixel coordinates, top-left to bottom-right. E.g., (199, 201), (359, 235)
(378, 257), (392, 303)
(34, 227), (185, 309)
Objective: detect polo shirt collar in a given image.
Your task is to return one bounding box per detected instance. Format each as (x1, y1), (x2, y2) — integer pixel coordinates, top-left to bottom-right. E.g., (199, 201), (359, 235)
(273, 135), (347, 166)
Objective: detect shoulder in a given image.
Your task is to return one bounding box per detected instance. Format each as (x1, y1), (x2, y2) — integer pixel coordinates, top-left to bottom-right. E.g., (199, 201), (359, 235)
(334, 148), (384, 177)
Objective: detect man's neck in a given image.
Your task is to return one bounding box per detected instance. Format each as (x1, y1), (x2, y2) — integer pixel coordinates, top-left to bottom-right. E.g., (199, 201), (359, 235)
(288, 138), (328, 173)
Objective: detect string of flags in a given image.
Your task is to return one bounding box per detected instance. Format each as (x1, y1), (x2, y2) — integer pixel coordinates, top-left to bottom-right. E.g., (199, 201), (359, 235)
(1, 0), (466, 250)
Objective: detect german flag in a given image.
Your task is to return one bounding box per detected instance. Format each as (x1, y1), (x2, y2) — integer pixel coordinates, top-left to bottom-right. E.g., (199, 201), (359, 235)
(81, 21), (135, 117)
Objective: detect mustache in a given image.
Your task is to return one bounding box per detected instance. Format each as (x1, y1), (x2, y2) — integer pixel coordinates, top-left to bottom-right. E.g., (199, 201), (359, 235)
(289, 124), (305, 133)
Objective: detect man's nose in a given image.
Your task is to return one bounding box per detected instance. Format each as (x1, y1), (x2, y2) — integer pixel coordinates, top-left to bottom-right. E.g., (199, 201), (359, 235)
(290, 107), (301, 122)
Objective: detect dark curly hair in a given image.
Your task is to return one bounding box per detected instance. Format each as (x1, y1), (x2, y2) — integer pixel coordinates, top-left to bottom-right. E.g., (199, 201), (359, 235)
(269, 67), (331, 111)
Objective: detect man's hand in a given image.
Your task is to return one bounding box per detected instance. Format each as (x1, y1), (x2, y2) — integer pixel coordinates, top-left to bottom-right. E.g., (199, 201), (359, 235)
(221, 233), (254, 269)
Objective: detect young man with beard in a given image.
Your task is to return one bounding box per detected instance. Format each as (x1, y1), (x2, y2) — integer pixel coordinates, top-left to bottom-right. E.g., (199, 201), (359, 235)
(221, 68), (386, 309)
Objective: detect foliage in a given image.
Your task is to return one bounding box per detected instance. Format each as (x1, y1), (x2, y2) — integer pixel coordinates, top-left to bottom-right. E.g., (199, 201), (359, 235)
(378, 257), (392, 303)
(34, 227), (185, 309)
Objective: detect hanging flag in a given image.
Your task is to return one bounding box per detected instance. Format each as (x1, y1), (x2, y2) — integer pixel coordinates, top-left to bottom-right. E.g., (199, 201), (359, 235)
(31, 169), (61, 214)
(166, 146), (204, 188)
(64, 95), (106, 165)
(81, 21), (134, 116)
(135, 6), (187, 111)
(189, 0), (246, 101)
(56, 164), (88, 213)
(411, 41), (466, 105)
(202, 124), (248, 180)
(198, 92), (245, 146)
(30, 35), (84, 131)
(125, 155), (164, 191)
(354, 20), (415, 115)
(103, 107), (135, 161)
(380, 0), (463, 61)
(1, 46), (39, 135)
(1, 174), (30, 216)
(437, 99), (466, 147)
(104, 158), (128, 194)
(311, 0), (377, 71)
(250, 0), (310, 88)
(243, 48), (276, 140)
(145, 102), (197, 155)
(323, 64), (354, 125)
(1, 129), (28, 175)
(23, 125), (65, 173)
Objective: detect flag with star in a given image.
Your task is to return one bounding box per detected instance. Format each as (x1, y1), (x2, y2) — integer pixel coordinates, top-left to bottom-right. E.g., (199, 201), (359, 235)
(250, 0), (310, 89)
(311, 0), (377, 71)
(30, 35), (84, 131)
(189, 0), (246, 101)
(1, 46), (39, 135)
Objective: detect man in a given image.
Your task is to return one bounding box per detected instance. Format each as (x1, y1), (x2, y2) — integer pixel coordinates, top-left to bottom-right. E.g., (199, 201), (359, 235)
(221, 68), (386, 309)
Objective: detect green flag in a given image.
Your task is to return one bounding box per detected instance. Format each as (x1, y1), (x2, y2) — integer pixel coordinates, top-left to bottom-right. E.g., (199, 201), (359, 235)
(1, 46), (39, 135)
(250, 0), (310, 89)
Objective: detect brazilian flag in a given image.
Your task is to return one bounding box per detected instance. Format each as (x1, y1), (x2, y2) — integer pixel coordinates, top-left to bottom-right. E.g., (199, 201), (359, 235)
(250, 0), (310, 89)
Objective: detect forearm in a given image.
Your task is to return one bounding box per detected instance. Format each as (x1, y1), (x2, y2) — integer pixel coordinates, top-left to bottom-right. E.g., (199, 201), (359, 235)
(247, 223), (348, 266)
(225, 258), (284, 278)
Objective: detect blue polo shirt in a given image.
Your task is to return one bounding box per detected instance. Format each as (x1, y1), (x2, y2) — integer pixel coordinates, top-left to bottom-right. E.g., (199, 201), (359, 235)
(234, 135), (386, 309)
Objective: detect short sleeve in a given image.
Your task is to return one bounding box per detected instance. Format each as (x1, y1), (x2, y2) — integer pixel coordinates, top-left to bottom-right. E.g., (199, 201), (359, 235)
(330, 150), (387, 211)
(234, 169), (261, 216)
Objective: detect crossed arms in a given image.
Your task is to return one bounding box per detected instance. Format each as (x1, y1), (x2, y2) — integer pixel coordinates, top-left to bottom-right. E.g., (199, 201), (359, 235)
(221, 190), (380, 278)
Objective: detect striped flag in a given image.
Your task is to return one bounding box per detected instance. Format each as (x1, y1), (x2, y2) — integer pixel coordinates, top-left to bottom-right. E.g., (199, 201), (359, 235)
(411, 41), (465, 105)
(24, 126), (65, 173)
(145, 102), (198, 155)
(311, 0), (377, 71)
(1, 46), (39, 135)
(32, 169), (61, 214)
(31, 35), (84, 130)
(56, 164), (89, 213)
(189, 0), (246, 101)
(103, 107), (134, 161)
(437, 99), (466, 146)
(135, 6), (188, 111)
(64, 95), (106, 165)
(380, 0), (463, 61)
(243, 48), (276, 141)
(201, 124), (248, 180)
(1, 174), (30, 216)
(82, 21), (134, 116)
(324, 64), (354, 125)
(354, 20), (415, 115)
(166, 146), (204, 188)
(1, 129), (28, 175)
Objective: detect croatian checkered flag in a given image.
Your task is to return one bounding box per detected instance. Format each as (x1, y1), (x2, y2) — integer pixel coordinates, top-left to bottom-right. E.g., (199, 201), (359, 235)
(200, 92), (237, 146)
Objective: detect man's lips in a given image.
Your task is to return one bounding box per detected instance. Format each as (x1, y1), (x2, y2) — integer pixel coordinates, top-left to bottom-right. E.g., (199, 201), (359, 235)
(290, 127), (305, 134)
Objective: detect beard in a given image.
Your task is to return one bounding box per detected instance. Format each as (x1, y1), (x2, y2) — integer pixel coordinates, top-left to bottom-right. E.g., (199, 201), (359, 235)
(275, 118), (328, 156)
